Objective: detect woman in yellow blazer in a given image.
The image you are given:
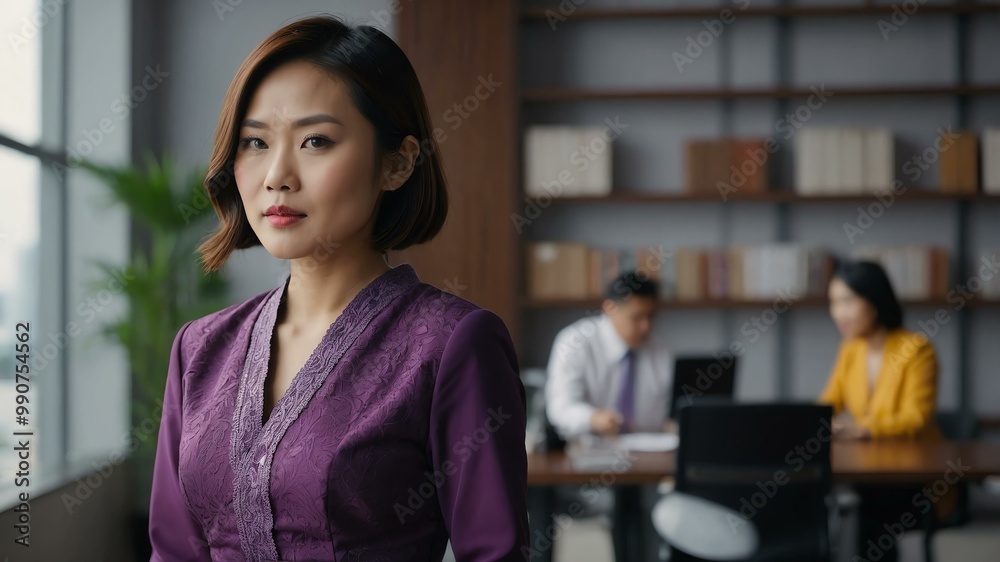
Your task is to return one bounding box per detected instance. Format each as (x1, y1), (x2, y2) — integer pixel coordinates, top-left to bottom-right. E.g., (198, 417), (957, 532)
(819, 260), (946, 562)
(820, 260), (942, 440)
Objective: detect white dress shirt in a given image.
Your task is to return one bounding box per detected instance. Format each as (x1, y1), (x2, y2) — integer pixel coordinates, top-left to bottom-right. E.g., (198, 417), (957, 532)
(544, 314), (674, 439)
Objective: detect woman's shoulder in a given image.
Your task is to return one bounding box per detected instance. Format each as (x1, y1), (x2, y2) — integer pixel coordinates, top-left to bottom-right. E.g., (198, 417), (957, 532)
(176, 285), (278, 353)
(889, 328), (935, 356)
(400, 281), (511, 342)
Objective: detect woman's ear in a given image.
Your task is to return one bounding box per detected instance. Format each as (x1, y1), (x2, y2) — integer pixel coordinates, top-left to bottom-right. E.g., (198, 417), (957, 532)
(380, 135), (420, 192)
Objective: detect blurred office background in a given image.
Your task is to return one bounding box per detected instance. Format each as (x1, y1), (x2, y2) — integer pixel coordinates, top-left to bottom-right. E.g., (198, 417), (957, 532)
(2, 0), (1000, 561)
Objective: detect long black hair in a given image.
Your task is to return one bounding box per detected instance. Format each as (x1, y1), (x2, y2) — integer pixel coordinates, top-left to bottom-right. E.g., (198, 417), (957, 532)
(832, 259), (903, 330)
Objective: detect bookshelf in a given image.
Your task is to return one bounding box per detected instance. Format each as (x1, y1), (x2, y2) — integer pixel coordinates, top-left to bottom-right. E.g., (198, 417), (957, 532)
(515, 0), (1000, 419)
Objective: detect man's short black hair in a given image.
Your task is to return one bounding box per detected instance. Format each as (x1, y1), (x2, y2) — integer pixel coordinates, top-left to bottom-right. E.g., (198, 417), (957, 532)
(605, 271), (659, 302)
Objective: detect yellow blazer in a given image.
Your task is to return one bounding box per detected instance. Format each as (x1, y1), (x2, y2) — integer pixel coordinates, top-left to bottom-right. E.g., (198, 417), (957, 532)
(819, 328), (942, 440)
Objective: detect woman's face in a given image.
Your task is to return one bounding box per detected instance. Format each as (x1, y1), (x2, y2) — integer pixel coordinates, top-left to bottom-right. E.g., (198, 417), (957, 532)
(234, 60), (389, 261)
(828, 277), (879, 339)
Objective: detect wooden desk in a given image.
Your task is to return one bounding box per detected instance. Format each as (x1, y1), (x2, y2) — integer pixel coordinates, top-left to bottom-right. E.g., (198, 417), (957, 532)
(525, 441), (1000, 561)
(528, 440), (1000, 484)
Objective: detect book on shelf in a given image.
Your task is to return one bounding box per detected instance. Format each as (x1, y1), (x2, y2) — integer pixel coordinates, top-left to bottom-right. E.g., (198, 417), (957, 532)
(982, 128), (1000, 195)
(684, 137), (770, 196)
(939, 130), (979, 194)
(794, 126), (895, 195)
(525, 241), (590, 300)
(524, 125), (613, 198)
(850, 246), (950, 300)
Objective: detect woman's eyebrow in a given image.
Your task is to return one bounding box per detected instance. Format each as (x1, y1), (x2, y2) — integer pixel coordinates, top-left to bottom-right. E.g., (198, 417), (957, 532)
(242, 114), (345, 129)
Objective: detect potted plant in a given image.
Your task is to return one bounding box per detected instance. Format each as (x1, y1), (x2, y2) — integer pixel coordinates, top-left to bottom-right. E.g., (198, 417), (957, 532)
(79, 152), (229, 559)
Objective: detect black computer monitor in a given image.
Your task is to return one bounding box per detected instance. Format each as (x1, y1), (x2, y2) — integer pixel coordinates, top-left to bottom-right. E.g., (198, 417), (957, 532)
(669, 355), (738, 419)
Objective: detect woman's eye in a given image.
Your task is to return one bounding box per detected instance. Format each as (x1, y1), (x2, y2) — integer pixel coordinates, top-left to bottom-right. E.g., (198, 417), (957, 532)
(240, 136), (266, 150)
(304, 136), (331, 149)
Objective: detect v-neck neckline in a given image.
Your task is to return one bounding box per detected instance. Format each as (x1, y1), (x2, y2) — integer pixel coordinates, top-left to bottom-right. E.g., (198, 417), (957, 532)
(227, 262), (421, 562)
(862, 331), (894, 411)
(254, 265), (398, 433)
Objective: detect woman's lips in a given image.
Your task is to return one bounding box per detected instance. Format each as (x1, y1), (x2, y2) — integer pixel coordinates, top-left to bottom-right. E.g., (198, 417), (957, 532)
(266, 214), (305, 227)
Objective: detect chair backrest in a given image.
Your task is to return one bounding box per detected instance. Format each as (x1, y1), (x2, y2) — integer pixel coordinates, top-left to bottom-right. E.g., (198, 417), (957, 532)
(935, 410), (979, 440)
(672, 402), (833, 562)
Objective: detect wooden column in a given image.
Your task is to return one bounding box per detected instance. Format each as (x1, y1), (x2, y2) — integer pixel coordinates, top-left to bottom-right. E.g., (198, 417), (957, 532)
(392, 1), (520, 344)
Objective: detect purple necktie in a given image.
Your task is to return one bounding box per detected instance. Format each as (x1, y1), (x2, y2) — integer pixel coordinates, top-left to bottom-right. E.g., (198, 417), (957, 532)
(617, 349), (636, 433)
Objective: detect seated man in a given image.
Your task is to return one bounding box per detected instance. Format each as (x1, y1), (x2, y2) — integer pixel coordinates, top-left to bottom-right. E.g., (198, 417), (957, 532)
(546, 271), (674, 440)
(544, 271), (674, 561)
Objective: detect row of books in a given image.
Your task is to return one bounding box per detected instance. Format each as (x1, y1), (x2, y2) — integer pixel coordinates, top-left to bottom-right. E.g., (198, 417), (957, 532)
(793, 127), (894, 195)
(851, 246), (951, 301)
(522, 124), (1000, 197)
(525, 242), (956, 302)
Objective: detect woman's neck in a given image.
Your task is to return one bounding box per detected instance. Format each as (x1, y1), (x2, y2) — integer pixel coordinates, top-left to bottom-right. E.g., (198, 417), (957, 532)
(283, 244), (391, 329)
(863, 325), (890, 353)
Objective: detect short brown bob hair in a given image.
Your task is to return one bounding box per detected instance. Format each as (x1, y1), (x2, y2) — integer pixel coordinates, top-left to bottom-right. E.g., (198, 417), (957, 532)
(197, 15), (448, 272)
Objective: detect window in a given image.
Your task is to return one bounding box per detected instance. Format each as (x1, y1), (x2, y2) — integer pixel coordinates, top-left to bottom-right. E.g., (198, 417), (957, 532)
(1, 0), (67, 507)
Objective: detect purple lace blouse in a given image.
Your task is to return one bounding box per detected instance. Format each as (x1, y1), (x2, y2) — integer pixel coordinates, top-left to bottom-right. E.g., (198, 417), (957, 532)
(148, 264), (529, 561)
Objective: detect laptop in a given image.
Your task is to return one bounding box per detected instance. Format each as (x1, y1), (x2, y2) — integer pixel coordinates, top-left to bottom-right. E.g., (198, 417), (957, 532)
(669, 355), (738, 419)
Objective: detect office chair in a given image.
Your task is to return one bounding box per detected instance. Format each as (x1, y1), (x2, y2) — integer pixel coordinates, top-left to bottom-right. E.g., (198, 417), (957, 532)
(667, 402), (834, 562)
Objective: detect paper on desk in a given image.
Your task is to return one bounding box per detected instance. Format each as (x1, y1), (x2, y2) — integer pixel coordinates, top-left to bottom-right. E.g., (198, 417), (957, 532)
(613, 433), (679, 452)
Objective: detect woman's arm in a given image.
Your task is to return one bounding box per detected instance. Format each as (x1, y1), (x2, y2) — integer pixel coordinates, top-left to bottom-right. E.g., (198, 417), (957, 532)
(429, 309), (529, 561)
(861, 337), (938, 439)
(149, 320), (213, 562)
